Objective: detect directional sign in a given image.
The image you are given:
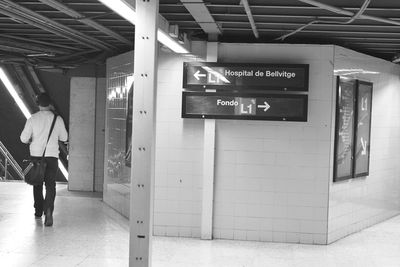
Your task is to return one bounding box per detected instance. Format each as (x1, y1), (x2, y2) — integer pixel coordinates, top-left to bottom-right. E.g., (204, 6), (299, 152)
(183, 62), (309, 91)
(182, 92), (308, 121)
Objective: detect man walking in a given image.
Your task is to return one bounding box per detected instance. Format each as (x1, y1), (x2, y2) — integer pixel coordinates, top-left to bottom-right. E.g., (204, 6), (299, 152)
(20, 93), (68, 226)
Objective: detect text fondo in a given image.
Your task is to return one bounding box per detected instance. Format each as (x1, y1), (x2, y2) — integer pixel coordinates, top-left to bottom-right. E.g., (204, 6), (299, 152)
(217, 99), (238, 106)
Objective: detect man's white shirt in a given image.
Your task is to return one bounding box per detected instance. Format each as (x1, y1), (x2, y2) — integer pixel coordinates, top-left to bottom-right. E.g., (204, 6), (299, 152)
(20, 110), (68, 158)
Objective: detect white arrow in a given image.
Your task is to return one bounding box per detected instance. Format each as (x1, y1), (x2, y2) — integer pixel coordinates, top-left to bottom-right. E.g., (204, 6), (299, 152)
(257, 101), (270, 112)
(194, 70), (206, 80)
(361, 137), (367, 155)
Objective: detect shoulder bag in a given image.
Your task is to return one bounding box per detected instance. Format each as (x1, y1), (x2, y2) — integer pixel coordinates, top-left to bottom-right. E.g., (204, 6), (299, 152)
(25, 114), (57, 186)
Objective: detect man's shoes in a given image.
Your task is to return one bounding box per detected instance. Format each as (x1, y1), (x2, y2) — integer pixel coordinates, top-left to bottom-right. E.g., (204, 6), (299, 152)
(34, 211), (43, 218)
(44, 208), (53, 227)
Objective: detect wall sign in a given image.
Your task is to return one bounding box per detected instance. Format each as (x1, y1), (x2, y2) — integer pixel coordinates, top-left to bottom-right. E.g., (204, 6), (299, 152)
(182, 92), (308, 121)
(353, 81), (373, 177)
(183, 62), (309, 91)
(333, 77), (373, 182)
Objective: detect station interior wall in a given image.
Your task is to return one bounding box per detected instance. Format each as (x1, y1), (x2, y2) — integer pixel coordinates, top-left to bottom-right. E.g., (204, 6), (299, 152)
(100, 43), (400, 245)
(153, 51), (205, 238)
(209, 44), (334, 244)
(328, 46), (400, 243)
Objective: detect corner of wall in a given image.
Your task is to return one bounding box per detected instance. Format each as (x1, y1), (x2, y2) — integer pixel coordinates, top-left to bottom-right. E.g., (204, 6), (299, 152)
(326, 45), (337, 244)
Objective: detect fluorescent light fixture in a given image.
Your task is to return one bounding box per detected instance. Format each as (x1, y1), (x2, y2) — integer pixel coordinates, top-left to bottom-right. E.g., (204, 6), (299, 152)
(157, 29), (189, 54)
(98, 0), (189, 54)
(0, 66), (68, 180)
(0, 67), (31, 119)
(126, 75), (134, 90)
(58, 161), (68, 180)
(98, 0), (136, 24)
(334, 69), (380, 75)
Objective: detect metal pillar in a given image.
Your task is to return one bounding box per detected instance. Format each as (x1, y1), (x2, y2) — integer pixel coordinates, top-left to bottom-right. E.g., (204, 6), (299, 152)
(129, 0), (158, 266)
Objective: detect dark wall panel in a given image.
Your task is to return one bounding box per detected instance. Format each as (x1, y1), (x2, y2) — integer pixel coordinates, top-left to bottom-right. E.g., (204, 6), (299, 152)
(36, 70), (71, 128)
(0, 83), (30, 173)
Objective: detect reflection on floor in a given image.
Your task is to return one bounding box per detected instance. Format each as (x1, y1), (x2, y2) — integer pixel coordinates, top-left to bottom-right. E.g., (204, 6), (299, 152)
(0, 182), (399, 267)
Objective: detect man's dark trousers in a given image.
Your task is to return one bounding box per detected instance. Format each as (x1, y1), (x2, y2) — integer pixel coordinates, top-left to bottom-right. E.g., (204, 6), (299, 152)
(32, 157), (58, 215)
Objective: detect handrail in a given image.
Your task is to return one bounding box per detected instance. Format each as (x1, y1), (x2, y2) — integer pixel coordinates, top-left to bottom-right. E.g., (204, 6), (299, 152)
(0, 141), (24, 180)
(0, 160), (15, 180)
(0, 141), (23, 173)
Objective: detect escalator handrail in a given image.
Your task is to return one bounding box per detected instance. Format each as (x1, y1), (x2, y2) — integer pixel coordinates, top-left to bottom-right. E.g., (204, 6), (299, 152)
(0, 142), (23, 172)
(0, 141), (24, 180)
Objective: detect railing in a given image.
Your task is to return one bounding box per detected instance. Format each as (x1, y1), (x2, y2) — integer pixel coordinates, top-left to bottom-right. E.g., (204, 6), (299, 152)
(0, 141), (24, 181)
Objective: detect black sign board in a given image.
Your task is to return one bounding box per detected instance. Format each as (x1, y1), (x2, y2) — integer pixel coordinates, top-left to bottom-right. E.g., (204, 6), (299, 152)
(353, 81), (373, 178)
(333, 77), (356, 182)
(182, 92), (308, 121)
(183, 62), (309, 91)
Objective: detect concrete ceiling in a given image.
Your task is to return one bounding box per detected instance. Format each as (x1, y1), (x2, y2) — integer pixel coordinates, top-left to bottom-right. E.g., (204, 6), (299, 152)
(1, 0), (400, 69)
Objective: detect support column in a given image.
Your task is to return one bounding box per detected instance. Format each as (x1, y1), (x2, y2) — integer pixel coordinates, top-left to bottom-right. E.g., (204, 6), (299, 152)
(69, 77), (96, 191)
(129, 0), (158, 266)
(201, 42), (218, 240)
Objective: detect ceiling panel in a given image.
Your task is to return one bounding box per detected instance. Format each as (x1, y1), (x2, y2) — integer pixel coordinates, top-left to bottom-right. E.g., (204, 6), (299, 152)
(0, 0), (399, 69)
(159, 0), (400, 61)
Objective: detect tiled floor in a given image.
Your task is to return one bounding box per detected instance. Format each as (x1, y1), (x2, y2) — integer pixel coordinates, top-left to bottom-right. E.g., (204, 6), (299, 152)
(0, 182), (399, 267)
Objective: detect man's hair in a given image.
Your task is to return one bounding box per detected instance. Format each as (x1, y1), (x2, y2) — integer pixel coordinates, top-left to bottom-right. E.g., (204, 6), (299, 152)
(36, 93), (51, 107)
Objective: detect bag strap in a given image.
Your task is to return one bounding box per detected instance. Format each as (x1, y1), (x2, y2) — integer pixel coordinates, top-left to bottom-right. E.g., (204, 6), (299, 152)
(42, 114), (57, 158)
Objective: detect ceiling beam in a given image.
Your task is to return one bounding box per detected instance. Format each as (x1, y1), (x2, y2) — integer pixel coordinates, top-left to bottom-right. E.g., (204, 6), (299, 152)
(18, 1), (103, 7)
(333, 36), (400, 42)
(177, 24), (400, 35)
(350, 43), (400, 47)
(0, 34), (82, 51)
(170, 3), (400, 13)
(165, 12), (400, 23)
(0, 0), (114, 51)
(241, 0), (259, 38)
(174, 20), (400, 30)
(12, 64), (40, 106)
(37, 0), (131, 45)
(201, 27), (400, 36)
(297, 0), (400, 27)
(0, 44), (41, 54)
(219, 21), (399, 33)
(180, 0), (221, 35)
(0, 36), (69, 55)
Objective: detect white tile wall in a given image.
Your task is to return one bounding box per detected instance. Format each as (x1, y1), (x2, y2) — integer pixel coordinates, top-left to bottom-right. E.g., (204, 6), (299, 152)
(108, 44), (400, 245)
(328, 46), (400, 243)
(153, 52), (204, 238)
(212, 44), (334, 244)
